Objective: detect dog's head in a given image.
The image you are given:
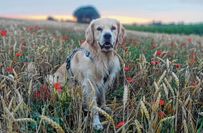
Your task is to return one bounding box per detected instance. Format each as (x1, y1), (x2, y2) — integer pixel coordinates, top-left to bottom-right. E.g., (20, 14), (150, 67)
(85, 18), (126, 52)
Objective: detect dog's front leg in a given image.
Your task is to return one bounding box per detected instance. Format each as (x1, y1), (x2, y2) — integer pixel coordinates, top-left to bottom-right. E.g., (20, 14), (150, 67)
(82, 80), (103, 130)
(98, 88), (111, 114)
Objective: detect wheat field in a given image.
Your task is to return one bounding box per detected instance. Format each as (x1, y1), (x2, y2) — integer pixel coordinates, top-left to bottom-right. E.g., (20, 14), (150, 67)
(0, 18), (203, 133)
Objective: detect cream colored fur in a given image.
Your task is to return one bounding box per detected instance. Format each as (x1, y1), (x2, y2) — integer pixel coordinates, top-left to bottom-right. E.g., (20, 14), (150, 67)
(48, 18), (126, 130)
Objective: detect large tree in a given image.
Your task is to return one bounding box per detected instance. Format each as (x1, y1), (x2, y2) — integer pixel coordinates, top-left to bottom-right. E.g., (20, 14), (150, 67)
(73, 6), (100, 23)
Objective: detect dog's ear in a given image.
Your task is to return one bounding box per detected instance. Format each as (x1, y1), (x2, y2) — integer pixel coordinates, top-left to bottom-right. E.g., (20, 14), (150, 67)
(116, 22), (126, 47)
(85, 20), (95, 44)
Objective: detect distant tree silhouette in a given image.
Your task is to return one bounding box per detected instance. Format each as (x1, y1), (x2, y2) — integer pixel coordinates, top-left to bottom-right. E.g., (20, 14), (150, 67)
(150, 21), (162, 26)
(47, 16), (56, 21)
(73, 6), (100, 23)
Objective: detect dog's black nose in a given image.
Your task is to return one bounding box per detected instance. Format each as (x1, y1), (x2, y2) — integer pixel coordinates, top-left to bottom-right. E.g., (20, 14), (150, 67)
(103, 33), (112, 40)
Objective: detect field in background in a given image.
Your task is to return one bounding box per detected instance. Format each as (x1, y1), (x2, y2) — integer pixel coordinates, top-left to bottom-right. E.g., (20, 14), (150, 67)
(0, 18), (203, 133)
(125, 23), (203, 35)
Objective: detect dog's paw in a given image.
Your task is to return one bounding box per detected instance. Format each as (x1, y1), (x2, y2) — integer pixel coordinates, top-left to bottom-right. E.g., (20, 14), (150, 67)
(93, 115), (103, 130)
(93, 121), (103, 130)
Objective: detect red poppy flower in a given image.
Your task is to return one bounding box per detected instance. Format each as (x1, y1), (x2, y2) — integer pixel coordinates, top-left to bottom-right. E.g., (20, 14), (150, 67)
(34, 91), (41, 98)
(54, 82), (62, 93)
(156, 50), (162, 57)
(158, 111), (166, 119)
(156, 61), (160, 65)
(159, 99), (165, 106)
(116, 121), (125, 129)
(126, 77), (134, 83)
(151, 61), (156, 65)
(151, 61), (160, 65)
(187, 38), (192, 43)
(124, 66), (131, 72)
(175, 64), (181, 69)
(40, 84), (51, 100)
(0, 30), (7, 37)
(16, 53), (23, 57)
(26, 26), (40, 32)
(6, 67), (13, 73)
(33, 84), (51, 100)
(180, 42), (187, 47)
(62, 35), (69, 41)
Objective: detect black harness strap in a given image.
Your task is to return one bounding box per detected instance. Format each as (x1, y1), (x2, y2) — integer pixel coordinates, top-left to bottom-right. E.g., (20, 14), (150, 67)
(103, 67), (112, 84)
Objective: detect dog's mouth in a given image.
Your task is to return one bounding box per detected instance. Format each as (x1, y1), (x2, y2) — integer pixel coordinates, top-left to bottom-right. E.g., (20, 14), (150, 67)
(100, 42), (113, 50)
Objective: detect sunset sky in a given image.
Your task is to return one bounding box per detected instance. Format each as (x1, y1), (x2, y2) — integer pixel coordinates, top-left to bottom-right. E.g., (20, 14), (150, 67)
(0, 0), (203, 24)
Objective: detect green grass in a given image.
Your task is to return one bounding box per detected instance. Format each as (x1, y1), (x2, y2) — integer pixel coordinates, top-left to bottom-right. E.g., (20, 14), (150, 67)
(0, 21), (203, 133)
(125, 23), (203, 35)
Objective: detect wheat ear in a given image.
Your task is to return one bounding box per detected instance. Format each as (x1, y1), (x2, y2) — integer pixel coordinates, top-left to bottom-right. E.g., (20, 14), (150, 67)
(134, 119), (142, 133)
(171, 72), (179, 88)
(157, 70), (166, 85)
(183, 119), (188, 133)
(140, 100), (150, 121)
(94, 106), (115, 125)
(40, 115), (65, 133)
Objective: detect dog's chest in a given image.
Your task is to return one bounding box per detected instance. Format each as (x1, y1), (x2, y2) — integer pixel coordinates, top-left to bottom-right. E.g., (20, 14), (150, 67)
(95, 56), (120, 85)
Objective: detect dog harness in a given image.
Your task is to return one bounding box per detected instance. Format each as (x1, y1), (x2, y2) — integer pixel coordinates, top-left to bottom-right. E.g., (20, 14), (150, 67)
(66, 48), (112, 85)
(66, 48), (93, 77)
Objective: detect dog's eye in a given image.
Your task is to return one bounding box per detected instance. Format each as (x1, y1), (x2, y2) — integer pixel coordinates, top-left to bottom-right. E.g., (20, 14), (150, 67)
(111, 26), (116, 30)
(96, 27), (103, 31)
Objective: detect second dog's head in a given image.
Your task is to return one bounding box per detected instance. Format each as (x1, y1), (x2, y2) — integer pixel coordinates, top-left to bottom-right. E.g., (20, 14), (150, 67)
(85, 18), (126, 52)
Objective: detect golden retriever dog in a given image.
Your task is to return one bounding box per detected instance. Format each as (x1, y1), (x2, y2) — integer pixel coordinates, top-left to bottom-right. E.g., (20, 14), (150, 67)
(48, 18), (125, 130)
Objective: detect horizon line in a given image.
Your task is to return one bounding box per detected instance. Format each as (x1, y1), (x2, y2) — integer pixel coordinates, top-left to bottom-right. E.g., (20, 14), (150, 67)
(1, 15), (202, 24)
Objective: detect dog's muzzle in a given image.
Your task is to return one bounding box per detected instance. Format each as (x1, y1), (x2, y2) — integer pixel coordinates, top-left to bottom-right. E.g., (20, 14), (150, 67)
(101, 33), (114, 50)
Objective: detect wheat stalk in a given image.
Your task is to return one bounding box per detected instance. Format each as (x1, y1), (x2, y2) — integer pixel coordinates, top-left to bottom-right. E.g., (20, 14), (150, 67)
(8, 97), (14, 110)
(166, 58), (170, 71)
(182, 106), (187, 119)
(37, 107), (46, 133)
(1, 96), (14, 133)
(175, 91), (179, 132)
(158, 116), (175, 131)
(171, 72), (179, 88)
(14, 118), (37, 125)
(184, 67), (190, 87)
(94, 106), (114, 125)
(40, 115), (65, 133)
(162, 83), (169, 99)
(183, 119), (188, 133)
(123, 84), (128, 114)
(160, 115), (175, 123)
(152, 92), (161, 112)
(114, 50), (129, 123)
(154, 82), (161, 97)
(28, 79), (33, 96)
(134, 119), (142, 133)
(140, 100), (150, 121)
(157, 70), (166, 86)
(184, 95), (190, 106)
(164, 78), (175, 98)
